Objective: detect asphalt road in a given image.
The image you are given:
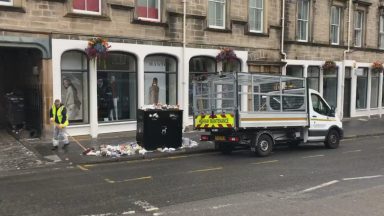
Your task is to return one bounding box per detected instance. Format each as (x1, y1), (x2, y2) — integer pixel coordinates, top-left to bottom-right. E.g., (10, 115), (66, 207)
(1, 136), (384, 216)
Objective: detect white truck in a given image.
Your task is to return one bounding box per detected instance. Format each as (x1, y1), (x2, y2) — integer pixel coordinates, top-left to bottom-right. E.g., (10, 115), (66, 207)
(192, 73), (343, 156)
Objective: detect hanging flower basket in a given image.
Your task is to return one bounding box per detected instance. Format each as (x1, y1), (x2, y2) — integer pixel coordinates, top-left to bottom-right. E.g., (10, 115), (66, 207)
(85, 37), (111, 60)
(216, 48), (237, 72)
(371, 61), (383, 73)
(322, 60), (337, 73)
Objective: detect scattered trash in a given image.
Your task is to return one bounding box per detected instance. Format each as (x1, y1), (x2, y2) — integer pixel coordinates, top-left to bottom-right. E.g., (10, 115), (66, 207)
(141, 104), (180, 110)
(84, 137), (199, 157)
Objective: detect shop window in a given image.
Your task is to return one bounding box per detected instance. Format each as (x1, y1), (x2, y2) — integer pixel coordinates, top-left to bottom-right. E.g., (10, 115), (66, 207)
(307, 66), (320, 91)
(73, 0), (101, 14)
(208, 0), (226, 29)
(137, 0), (160, 22)
(144, 55), (177, 105)
(286, 65), (303, 88)
(323, 68), (338, 108)
(370, 71), (380, 109)
(297, 0), (310, 42)
(189, 57), (217, 115)
(330, 6), (341, 45)
(61, 51), (89, 124)
(0, 0), (12, 6)
(249, 0), (264, 33)
(356, 68), (368, 109)
(97, 52), (137, 123)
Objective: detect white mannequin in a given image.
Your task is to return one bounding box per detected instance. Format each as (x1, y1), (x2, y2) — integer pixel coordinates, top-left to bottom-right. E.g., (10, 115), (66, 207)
(110, 75), (118, 120)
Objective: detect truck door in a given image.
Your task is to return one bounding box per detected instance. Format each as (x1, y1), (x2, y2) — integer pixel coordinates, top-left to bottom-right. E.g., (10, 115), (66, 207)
(308, 92), (335, 141)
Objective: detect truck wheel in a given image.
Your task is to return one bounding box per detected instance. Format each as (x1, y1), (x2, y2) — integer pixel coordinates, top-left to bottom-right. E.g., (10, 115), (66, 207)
(218, 142), (233, 154)
(324, 129), (340, 149)
(255, 134), (273, 157)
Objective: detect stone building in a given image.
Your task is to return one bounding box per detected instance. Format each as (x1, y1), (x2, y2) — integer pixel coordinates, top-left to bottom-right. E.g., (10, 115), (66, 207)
(0, 0), (283, 138)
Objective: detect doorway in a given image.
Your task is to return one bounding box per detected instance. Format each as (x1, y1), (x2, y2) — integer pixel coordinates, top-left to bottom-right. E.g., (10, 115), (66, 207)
(343, 68), (352, 118)
(0, 47), (43, 138)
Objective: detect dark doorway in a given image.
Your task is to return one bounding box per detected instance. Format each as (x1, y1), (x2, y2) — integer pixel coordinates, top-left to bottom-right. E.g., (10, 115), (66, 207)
(343, 68), (352, 118)
(0, 47), (43, 138)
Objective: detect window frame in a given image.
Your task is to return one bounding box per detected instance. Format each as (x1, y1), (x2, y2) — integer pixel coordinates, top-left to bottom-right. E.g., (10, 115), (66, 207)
(379, 15), (384, 49)
(208, 0), (226, 29)
(136, 0), (161, 22)
(307, 66), (320, 92)
(354, 10), (364, 47)
(355, 68), (368, 109)
(297, 0), (310, 42)
(73, 0), (102, 15)
(330, 6), (341, 45)
(249, 0), (264, 33)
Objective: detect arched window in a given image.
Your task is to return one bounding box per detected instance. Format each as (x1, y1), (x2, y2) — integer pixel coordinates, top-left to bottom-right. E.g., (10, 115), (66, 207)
(97, 52), (137, 122)
(189, 56), (217, 115)
(144, 55), (178, 105)
(61, 50), (89, 124)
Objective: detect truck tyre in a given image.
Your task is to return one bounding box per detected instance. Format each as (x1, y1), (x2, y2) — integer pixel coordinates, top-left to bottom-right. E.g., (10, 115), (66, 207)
(324, 129), (340, 149)
(218, 142), (233, 154)
(255, 134), (273, 157)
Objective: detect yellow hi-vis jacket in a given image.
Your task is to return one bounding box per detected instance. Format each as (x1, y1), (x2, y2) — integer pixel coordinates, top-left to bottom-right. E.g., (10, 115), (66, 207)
(50, 104), (69, 127)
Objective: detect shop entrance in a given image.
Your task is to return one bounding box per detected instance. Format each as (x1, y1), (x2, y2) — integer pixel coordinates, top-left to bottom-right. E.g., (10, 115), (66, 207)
(0, 47), (43, 138)
(343, 68), (352, 118)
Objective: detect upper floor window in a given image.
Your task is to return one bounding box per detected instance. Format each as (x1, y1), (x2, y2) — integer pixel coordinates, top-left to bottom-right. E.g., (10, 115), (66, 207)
(0, 0), (12, 6)
(208, 0), (226, 29)
(249, 0), (264, 33)
(137, 0), (160, 22)
(330, 6), (341, 45)
(297, 0), (310, 42)
(354, 10), (364, 47)
(73, 0), (101, 15)
(380, 15), (384, 49)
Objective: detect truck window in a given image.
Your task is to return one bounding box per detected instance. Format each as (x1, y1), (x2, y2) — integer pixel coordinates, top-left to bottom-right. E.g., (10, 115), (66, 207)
(311, 94), (331, 116)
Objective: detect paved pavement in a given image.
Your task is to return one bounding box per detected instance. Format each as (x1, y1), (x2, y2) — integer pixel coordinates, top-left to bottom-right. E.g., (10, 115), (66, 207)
(1, 116), (384, 173)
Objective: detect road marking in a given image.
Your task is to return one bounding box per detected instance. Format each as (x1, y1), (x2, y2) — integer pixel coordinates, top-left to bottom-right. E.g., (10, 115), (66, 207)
(252, 160), (279, 165)
(342, 175), (383, 181)
(122, 211), (136, 215)
(188, 167), (223, 173)
(211, 204), (233, 210)
(77, 165), (89, 171)
(164, 155), (188, 160)
(300, 180), (339, 193)
(134, 200), (159, 212)
(342, 150), (362, 154)
(83, 164), (95, 168)
(302, 154), (324, 159)
(104, 176), (152, 184)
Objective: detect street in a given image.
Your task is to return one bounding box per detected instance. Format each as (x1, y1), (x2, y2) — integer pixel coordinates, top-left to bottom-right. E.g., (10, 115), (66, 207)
(1, 135), (384, 216)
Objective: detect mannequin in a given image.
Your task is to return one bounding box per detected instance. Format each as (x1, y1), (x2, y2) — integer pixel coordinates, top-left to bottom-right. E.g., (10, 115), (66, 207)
(149, 77), (159, 105)
(110, 75), (118, 120)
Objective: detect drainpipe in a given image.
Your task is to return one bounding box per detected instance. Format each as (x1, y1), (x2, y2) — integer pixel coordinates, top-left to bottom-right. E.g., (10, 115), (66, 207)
(341, 0), (353, 119)
(281, 0), (287, 74)
(182, 0), (188, 130)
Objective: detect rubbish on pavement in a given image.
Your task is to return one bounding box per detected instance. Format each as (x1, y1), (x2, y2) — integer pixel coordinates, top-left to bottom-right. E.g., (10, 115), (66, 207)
(84, 137), (199, 157)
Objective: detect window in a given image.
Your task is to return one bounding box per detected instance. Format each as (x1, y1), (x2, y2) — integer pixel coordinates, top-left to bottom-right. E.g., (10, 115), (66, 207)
(249, 0), (263, 33)
(370, 71), (380, 109)
(97, 52), (137, 123)
(286, 65), (303, 88)
(311, 94), (331, 116)
(144, 55), (177, 105)
(137, 0), (160, 22)
(73, 0), (101, 14)
(323, 68), (338, 108)
(330, 6), (341, 45)
(0, 0), (12, 6)
(356, 68), (368, 109)
(297, 0), (310, 41)
(189, 57), (217, 115)
(380, 15), (384, 49)
(208, 0), (226, 29)
(307, 66), (320, 91)
(354, 10), (364, 47)
(61, 51), (89, 124)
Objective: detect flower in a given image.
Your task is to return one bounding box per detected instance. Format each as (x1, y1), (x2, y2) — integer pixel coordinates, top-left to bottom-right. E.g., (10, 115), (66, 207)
(322, 60), (337, 72)
(216, 48), (237, 63)
(371, 60), (383, 73)
(85, 37), (111, 60)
